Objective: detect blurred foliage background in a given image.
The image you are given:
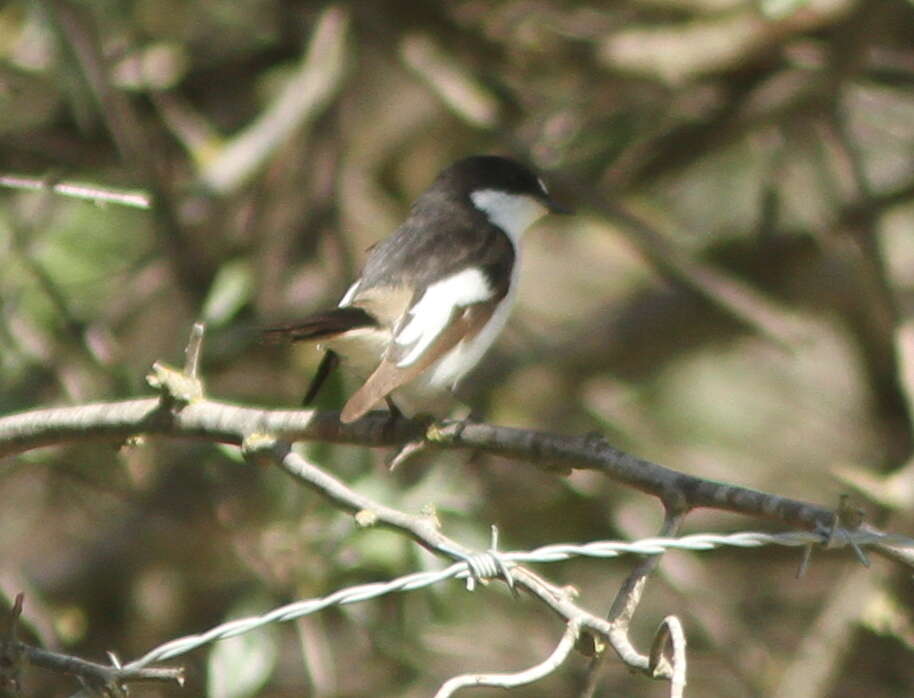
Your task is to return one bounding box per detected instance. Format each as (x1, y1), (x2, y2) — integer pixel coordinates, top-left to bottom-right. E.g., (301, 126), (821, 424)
(2, 0), (914, 696)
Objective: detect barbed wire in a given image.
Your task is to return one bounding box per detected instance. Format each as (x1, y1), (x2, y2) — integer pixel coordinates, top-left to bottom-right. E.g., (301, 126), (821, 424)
(126, 526), (910, 670)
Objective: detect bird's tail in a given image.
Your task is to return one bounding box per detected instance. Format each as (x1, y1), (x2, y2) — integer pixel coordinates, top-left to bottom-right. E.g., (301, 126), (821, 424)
(261, 307), (378, 343)
(262, 307), (379, 407)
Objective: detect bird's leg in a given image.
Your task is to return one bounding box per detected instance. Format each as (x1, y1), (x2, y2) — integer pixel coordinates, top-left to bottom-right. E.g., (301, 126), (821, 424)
(384, 395), (404, 420)
(447, 389), (477, 436)
(445, 390), (484, 465)
(384, 397), (427, 470)
(302, 350), (339, 406)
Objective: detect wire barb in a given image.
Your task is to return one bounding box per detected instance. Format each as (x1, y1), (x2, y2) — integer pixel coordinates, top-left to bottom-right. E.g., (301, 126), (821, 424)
(800, 495), (873, 576)
(445, 525), (516, 592)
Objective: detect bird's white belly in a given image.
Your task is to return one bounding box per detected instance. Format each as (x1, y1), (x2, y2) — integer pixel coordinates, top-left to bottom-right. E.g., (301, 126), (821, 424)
(426, 283), (516, 389)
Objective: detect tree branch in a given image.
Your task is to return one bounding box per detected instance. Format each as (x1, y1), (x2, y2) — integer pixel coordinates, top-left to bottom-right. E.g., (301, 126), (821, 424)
(1, 394), (911, 568)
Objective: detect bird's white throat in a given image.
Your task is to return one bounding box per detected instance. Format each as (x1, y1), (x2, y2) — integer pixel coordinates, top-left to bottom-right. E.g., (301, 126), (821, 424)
(470, 189), (547, 242)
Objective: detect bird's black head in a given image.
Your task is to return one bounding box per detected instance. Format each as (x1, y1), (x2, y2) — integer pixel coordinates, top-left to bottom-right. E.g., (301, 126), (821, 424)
(432, 155), (570, 215)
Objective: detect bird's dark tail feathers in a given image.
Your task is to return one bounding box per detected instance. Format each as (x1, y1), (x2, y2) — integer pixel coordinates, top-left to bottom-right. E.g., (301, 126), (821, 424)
(260, 307), (378, 343)
(261, 307), (378, 407)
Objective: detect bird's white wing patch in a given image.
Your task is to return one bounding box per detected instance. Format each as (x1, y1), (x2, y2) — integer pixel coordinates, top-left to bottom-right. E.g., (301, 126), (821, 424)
(394, 267), (493, 367)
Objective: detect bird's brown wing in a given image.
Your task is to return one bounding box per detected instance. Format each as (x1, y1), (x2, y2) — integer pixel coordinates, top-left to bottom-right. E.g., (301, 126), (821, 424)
(339, 300), (497, 423)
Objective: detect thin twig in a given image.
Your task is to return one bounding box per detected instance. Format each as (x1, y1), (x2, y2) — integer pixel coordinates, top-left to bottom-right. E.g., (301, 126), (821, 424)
(825, 102), (913, 459)
(210, 443), (625, 678)
(1, 595), (182, 695)
(183, 322), (205, 379)
(8, 214), (87, 350)
(200, 6), (350, 194)
(607, 510), (686, 672)
(0, 174), (151, 209)
(580, 509), (686, 696)
(399, 33), (499, 128)
(601, 201), (806, 349)
(650, 616), (687, 698)
(239, 444), (666, 689)
(24, 644), (183, 690)
(0, 593), (24, 697)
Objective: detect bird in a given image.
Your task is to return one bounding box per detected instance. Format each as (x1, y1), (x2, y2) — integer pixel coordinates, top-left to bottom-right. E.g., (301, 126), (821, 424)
(263, 155), (570, 423)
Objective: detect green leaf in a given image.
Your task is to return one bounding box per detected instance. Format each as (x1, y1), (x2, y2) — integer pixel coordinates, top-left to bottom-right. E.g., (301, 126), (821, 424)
(760, 0), (811, 19)
(202, 259), (253, 327)
(215, 442), (245, 463)
(206, 597), (280, 698)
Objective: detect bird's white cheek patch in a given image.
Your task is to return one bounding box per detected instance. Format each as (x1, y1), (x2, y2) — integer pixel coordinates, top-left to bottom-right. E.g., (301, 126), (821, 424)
(470, 189), (547, 242)
(395, 267), (493, 367)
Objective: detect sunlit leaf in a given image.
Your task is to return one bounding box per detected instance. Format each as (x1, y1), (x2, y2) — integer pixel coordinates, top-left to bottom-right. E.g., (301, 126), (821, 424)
(206, 597), (280, 698)
(202, 259), (253, 327)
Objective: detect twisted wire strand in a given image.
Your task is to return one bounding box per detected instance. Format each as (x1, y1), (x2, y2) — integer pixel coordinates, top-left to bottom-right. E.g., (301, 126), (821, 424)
(127, 528), (909, 669)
